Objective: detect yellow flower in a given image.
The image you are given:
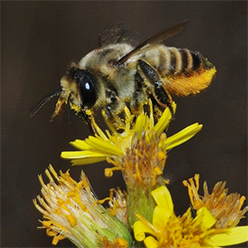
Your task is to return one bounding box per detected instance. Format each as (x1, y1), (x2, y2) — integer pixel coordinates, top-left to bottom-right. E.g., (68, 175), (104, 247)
(61, 101), (203, 228)
(183, 174), (248, 228)
(33, 165), (132, 247)
(133, 183), (248, 248)
(61, 101), (202, 169)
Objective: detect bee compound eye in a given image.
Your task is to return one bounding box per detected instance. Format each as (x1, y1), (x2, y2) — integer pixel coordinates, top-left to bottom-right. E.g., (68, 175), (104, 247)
(74, 70), (97, 108)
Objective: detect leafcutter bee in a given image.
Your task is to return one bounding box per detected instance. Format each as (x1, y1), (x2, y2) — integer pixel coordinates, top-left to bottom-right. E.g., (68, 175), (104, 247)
(30, 21), (216, 129)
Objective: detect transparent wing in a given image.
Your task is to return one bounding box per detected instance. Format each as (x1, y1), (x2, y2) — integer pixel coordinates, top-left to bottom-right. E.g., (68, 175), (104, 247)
(99, 23), (138, 47)
(115, 20), (187, 66)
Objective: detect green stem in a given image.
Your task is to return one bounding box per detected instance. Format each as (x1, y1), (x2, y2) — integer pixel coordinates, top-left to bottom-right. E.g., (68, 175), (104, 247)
(127, 184), (156, 228)
(126, 174), (165, 228)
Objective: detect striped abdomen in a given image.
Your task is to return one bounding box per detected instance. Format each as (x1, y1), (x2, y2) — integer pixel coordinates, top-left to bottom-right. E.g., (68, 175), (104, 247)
(144, 45), (216, 96)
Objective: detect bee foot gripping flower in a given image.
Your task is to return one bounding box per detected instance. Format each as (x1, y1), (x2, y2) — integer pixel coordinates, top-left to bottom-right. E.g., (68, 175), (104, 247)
(33, 165), (132, 248)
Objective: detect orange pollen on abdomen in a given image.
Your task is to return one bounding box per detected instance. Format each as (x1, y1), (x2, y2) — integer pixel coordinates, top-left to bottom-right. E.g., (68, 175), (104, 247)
(164, 66), (217, 96)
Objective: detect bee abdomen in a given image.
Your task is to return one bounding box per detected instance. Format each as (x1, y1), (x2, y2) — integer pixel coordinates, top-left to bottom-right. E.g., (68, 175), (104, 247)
(162, 47), (216, 97)
(169, 47), (202, 73)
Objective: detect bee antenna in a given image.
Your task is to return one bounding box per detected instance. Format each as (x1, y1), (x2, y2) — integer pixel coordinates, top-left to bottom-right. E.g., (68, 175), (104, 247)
(30, 89), (62, 117)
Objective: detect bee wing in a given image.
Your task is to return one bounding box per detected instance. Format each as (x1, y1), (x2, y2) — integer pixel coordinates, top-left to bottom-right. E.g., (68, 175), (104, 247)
(115, 20), (187, 66)
(99, 23), (138, 47)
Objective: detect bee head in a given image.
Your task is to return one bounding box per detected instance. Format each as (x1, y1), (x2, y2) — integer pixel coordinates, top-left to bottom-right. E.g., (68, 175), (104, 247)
(69, 68), (98, 109)
(30, 66), (99, 123)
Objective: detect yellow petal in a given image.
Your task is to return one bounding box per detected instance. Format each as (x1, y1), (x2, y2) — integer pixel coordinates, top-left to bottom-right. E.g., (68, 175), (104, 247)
(153, 105), (173, 135)
(144, 236), (158, 248)
(134, 113), (147, 139)
(87, 136), (123, 156)
(164, 123), (202, 150)
(133, 221), (155, 241)
(71, 157), (106, 165)
(195, 207), (216, 230)
(61, 151), (107, 159)
(151, 186), (174, 210)
(52, 234), (66, 245)
(152, 206), (173, 228)
(70, 139), (92, 150)
(206, 226), (248, 246)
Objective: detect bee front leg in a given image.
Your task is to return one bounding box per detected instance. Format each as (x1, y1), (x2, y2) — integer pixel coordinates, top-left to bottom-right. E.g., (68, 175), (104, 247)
(137, 59), (175, 119)
(102, 101), (126, 129)
(76, 110), (97, 134)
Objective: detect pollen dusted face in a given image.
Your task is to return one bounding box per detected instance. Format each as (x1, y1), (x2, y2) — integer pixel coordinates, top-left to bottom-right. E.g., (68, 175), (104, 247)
(60, 76), (82, 108)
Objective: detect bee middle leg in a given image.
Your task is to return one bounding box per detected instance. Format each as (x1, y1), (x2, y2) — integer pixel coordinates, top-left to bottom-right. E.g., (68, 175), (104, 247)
(130, 71), (148, 115)
(137, 59), (175, 119)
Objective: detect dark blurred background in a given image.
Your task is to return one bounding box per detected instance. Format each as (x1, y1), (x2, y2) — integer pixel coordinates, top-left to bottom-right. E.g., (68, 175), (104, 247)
(1, 2), (247, 247)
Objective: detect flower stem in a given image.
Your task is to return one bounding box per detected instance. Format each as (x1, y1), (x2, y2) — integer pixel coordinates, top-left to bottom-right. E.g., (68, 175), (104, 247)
(126, 176), (164, 228)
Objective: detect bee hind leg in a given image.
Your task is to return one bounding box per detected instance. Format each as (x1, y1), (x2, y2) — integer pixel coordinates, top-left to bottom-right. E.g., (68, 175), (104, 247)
(137, 59), (175, 119)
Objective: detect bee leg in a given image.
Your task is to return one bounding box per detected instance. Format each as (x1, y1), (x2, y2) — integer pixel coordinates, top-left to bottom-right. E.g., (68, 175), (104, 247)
(130, 71), (148, 115)
(76, 111), (96, 134)
(130, 91), (144, 114)
(102, 101), (126, 129)
(137, 59), (175, 119)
